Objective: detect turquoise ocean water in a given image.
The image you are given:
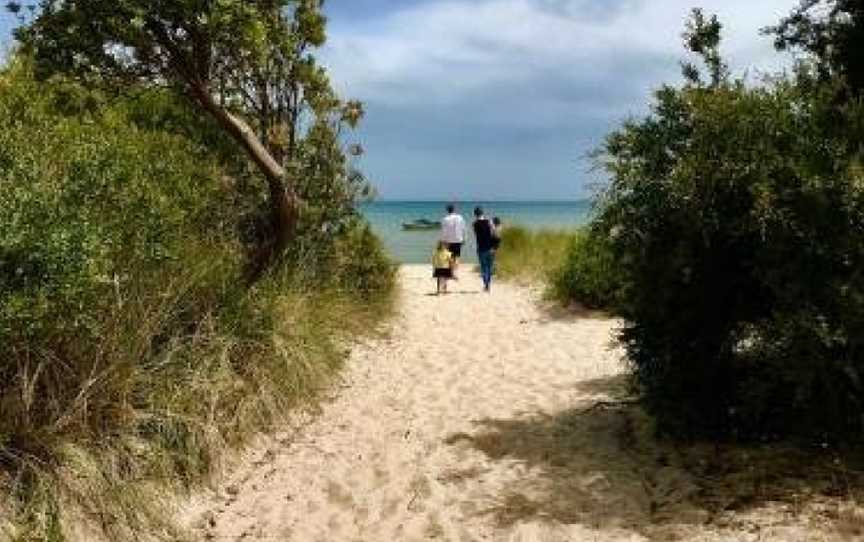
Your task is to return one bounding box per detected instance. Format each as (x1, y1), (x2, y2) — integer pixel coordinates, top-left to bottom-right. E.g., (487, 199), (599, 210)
(360, 201), (592, 263)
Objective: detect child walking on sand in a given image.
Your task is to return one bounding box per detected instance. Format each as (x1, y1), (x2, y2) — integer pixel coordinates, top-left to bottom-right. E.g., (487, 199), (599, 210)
(432, 241), (454, 295)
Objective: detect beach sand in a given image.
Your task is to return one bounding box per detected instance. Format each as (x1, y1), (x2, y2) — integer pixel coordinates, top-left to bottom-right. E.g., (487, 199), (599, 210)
(185, 265), (863, 541)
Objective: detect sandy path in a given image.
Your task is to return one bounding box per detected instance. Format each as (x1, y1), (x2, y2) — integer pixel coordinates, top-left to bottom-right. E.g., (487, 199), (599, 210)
(186, 266), (859, 542)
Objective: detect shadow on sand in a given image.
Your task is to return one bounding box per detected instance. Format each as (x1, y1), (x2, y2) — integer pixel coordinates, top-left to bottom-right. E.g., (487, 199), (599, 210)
(423, 291), (484, 297)
(444, 375), (864, 539)
(535, 300), (614, 323)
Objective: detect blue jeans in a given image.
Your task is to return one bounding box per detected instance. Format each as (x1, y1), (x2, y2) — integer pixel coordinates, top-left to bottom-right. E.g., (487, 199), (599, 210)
(478, 250), (495, 290)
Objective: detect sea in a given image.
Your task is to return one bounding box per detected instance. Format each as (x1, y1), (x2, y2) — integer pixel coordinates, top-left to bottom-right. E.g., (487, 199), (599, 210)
(360, 200), (593, 263)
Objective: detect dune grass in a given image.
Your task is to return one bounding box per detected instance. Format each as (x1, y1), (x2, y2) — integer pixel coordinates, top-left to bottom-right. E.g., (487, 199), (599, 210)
(0, 58), (398, 541)
(495, 225), (621, 310)
(1, 257), (395, 541)
(495, 226), (578, 284)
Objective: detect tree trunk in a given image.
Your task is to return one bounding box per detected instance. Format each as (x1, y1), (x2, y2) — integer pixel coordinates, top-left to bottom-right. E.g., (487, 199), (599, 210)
(269, 180), (299, 256)
(188, 82), (299, 258)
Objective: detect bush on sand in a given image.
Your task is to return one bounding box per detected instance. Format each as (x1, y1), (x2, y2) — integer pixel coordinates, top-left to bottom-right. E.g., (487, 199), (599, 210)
(495, 226), (621, 311)
(0, 60), (395, 541)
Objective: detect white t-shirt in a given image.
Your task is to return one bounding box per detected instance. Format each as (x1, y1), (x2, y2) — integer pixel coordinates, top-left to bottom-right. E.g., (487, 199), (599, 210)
(440, 213), (467, 243)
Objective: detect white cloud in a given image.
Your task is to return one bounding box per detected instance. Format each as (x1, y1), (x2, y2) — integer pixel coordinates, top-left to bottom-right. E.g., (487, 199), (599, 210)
(323, 0), (798, 108)
(320, 0), (800, 199)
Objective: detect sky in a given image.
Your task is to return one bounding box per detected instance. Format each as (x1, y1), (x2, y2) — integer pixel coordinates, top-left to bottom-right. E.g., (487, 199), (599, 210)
(0, 1), (800, 200)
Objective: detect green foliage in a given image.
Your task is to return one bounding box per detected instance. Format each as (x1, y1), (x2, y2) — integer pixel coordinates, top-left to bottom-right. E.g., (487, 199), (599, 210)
(0, 57), (232, 344)
(770, 0), (864, 96)
(681, 8), (727, 87)
(595, 19), (864, 440)
(494, 225), (621, 310)
(550, 228), (622, 310)
(14, 0), (368, 260)
(331, 223), (398, 298)
(291, 113), (375, 245)
(0, 59), (394, 541)
(14, 0), (326, 88)
(494, 226), (575, 283)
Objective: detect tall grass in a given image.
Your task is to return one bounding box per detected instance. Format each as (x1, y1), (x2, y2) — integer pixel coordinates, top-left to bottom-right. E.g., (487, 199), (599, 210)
(1, 246), (395, 542)
(495, 226), (576, 283)
(495, 225), (621, 310)
(0, 59), (397, 541)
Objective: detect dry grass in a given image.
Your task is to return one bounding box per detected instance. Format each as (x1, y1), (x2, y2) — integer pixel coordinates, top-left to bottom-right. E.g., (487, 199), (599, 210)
(494, 226), (578, 284)
(0, 254), (395, 542)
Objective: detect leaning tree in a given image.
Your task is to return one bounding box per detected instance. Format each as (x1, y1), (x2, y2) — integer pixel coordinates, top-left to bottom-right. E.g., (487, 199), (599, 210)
(12, 0), (357, 263)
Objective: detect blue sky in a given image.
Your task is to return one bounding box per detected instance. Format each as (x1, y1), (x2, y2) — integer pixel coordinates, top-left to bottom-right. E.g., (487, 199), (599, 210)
(1, 1), (799, 200)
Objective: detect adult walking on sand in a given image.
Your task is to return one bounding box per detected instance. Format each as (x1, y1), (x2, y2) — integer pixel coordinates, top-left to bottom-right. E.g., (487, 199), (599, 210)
(440, 204), (467, 279)
(473, 206), (496, 292)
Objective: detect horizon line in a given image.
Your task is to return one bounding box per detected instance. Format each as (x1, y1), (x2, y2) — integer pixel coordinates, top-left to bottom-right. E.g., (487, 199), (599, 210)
(367, 198), (592, 203)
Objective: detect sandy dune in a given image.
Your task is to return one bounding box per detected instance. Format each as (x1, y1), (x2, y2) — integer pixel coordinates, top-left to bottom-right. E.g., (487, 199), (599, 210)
(185, 265), (863, 541)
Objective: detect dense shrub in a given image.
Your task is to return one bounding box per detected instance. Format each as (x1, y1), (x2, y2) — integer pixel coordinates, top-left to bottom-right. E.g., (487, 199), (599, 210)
(493, 225), (621, 310)
(331, 223), (398, 297)
(0, 59), (394, 541)
(596, 72), (864, 440)
(0, 63), (232, 340)
(550, 228), (622, 310)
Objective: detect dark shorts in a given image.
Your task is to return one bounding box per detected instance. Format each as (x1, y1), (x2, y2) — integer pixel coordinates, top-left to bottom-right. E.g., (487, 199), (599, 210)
(447, 243), (463, 258)
(433, 268), (453, 279)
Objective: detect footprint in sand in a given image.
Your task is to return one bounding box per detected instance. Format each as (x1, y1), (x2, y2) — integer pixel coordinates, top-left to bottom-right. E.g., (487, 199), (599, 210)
(380, 497), (401, 520)
(189, 266), (793, 541)
(324, 480), (355, 510)
(405, 474), (433, 513)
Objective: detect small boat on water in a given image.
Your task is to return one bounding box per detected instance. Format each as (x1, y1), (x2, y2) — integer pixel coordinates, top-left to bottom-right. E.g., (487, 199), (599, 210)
(402, 218), (441, 231)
